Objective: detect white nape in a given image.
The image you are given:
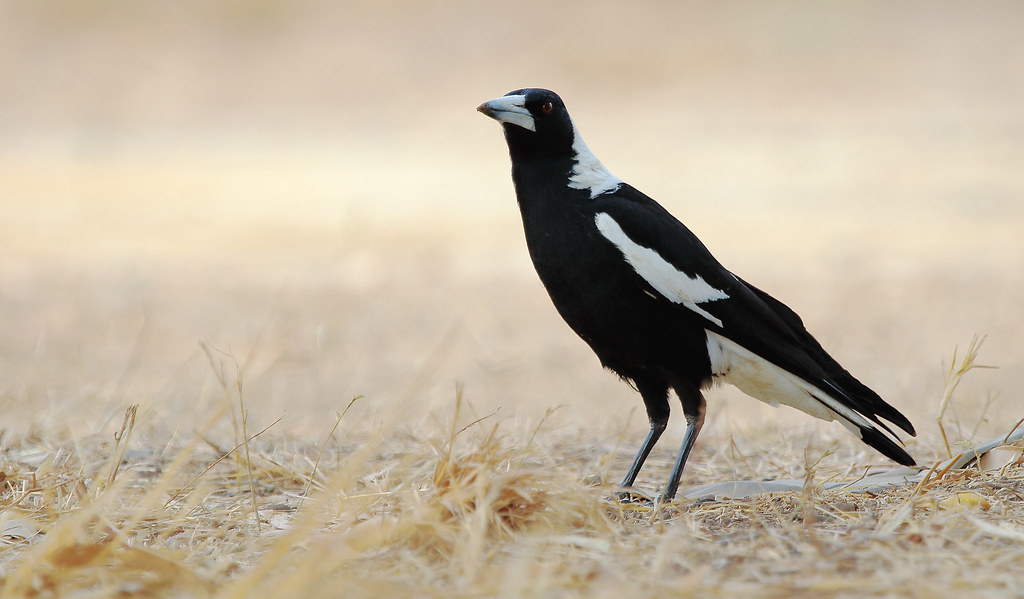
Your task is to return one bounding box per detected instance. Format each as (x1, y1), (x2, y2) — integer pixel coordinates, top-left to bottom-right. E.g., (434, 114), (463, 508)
(568, 121), (622, 198)
(595, 212), (728, 326)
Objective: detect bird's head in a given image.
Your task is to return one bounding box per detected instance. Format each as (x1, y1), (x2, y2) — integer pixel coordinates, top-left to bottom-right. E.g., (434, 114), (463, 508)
(478, 88), (622, 198)
(477, 88), (574, 157)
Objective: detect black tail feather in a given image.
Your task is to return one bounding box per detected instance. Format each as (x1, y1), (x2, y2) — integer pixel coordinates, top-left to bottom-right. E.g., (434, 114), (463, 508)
(857, 423), (916, 466)
(820, 380), (917, 439)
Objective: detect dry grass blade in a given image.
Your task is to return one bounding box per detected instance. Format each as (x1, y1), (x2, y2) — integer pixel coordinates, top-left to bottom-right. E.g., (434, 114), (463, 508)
(200, 341), (263, 531)
(163, 415), (283, 508)
(235, 365), (261, 532)
(102, 404), (138, 491)
(299, 395), (361, 507)
(936, 335), (997, 457)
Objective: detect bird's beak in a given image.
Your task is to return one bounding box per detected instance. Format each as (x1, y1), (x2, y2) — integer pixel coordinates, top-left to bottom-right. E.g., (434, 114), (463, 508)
(476, 94), (536, 132)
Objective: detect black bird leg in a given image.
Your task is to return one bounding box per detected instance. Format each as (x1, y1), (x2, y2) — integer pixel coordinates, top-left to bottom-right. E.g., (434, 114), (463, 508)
(619, 379), (669, 492)
(662, 383), (707, 502)
(619, 418), (667, 489)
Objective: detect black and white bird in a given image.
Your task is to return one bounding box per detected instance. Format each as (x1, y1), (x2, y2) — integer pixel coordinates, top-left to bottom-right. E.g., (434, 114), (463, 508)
(478, 88), (916, 501)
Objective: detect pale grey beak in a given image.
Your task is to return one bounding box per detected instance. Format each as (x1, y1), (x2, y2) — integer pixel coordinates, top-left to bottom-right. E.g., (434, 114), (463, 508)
(476, 94), (536, 132)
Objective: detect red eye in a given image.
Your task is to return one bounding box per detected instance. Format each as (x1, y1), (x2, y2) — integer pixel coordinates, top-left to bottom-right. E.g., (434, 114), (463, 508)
(540, 101), (554, 114)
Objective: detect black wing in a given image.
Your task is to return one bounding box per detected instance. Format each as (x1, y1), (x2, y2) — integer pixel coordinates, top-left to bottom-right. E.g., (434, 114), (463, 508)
(592, 186), (916, 444)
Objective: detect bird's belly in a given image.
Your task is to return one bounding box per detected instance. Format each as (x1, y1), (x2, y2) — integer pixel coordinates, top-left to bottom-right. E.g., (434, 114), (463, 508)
(706, 331), (835, 422)
(523, 220), (712, 382)
(544, 279), (713, 382)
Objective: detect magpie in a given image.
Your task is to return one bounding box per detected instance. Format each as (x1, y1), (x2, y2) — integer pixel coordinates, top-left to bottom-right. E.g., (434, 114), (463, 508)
(478, 88), (917, 502)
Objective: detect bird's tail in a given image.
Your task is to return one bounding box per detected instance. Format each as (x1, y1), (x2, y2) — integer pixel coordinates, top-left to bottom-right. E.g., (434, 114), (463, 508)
(823, 401), (917, 466)
(729, 278), (917, 466)
(808, 381), (916, 466)
(706, 330), (917, 467)
(858, 423), (917, 466)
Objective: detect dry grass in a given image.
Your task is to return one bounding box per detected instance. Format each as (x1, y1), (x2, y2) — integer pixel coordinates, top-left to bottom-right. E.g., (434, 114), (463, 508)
(2, 340), (1023, 598)
(2, 370), (1024, 598)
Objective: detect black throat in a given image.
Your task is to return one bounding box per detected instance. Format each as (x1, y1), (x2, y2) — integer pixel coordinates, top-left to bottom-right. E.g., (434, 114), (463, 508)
(502, 123), (581, 210)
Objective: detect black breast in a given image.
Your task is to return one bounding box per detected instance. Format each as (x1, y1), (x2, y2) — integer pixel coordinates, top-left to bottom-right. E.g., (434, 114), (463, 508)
(514, 179), (713, 385)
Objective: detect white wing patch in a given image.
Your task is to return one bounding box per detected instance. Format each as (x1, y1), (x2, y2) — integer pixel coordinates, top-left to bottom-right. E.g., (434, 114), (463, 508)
(567, 120), (622, 199)
(595, 212), (729, 327)
(705, 330), (874, 438)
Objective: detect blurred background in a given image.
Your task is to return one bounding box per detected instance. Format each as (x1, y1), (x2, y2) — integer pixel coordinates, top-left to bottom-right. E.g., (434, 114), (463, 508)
(1, 0), (1022, 463)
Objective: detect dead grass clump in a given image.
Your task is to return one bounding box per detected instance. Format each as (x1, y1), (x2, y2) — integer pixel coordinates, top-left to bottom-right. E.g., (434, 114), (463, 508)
(1, 473), (219, 598)
(325, 421), (619, 577)
(9, 537), (214, 598)
(427, 425), (599, 535)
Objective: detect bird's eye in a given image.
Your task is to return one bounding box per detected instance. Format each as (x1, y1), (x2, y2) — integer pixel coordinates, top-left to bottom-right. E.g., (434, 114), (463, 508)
(540, 101), (554, 114)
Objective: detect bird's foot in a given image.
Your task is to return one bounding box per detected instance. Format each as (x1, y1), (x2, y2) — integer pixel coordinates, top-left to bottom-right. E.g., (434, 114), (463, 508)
(614, 486), (661, 505)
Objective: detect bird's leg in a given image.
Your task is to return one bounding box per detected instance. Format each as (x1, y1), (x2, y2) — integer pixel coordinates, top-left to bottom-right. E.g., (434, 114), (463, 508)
(617, 379), (669, 500)
(662, 384), (706, 502)
(619, 417), (667, 489)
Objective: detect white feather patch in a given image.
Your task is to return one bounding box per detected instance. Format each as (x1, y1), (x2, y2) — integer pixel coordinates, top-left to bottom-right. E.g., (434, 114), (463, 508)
(595, 213), (729, 326)
(705, 330), (871, 438)
(567, 121), (622, 198)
